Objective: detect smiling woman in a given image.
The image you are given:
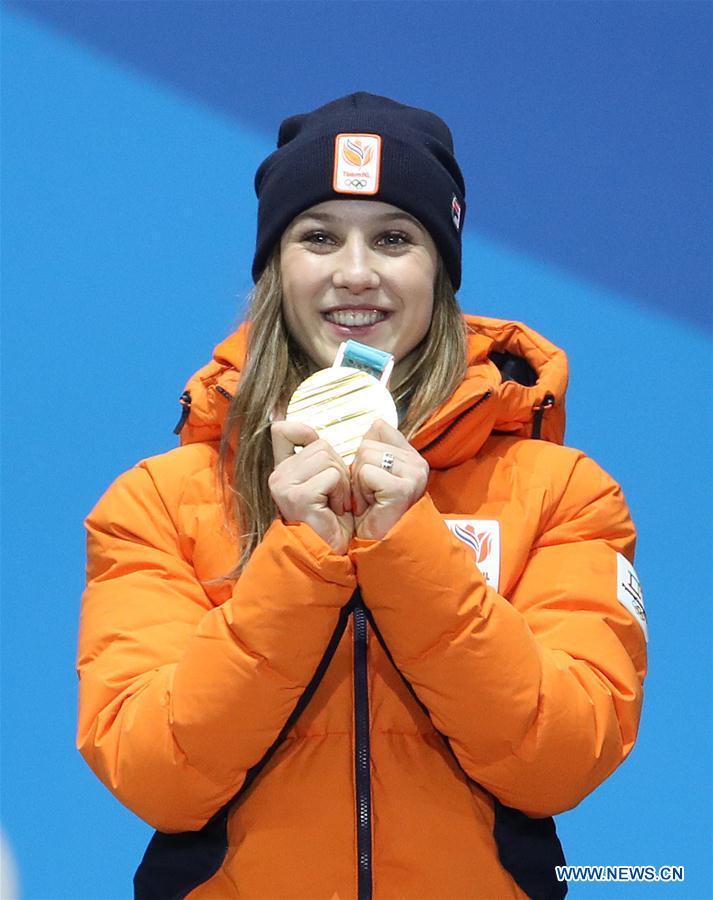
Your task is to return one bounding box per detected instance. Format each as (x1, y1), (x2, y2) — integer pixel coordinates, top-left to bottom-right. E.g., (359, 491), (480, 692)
(77, 92), (647, 900)
(280, 201), (438, 377)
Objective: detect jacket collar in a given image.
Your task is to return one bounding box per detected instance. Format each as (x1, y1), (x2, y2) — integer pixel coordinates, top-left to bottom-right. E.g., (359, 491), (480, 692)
(177, 315), (568, 465)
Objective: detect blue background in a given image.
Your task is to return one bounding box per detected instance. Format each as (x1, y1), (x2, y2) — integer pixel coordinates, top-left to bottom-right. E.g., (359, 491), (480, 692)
(1, 2), (711, 898)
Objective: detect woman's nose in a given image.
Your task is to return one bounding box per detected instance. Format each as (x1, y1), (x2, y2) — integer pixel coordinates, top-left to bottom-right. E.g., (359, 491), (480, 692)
(331, 238), (380, 293)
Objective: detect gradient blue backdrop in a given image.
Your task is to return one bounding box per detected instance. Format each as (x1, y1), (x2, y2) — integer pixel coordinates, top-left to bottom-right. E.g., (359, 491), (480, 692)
(2, 3), (711, 898)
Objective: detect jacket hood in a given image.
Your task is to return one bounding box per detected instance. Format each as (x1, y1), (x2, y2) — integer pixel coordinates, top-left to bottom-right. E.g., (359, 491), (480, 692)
(175, 315), (568, 468)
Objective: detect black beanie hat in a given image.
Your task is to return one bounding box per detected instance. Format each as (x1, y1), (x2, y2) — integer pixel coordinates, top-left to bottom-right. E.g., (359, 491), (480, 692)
(252, 92), (466, 289)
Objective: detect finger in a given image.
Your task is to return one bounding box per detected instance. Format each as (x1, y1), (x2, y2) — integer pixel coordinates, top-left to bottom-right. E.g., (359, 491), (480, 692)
(284, 439), (351, 514)
(282, 432), (351, 483)
(301, 440), (352, 488)
(271, 421), (320, 466)
(357, 461), (398, 498)
(354, 457), (393, 509)
(349, 449), (371, 517)
(304, 466), (346, 507)
(278, 465), (343, 520)
(356, 442), (422, 486)
(274, 443), (352, 512)
(351, 470), (369, 518)
(326, 464), (352, 516)
(355, 443), (406, 479)
(281, 440), (340, 476)
(351, 442), (395, 514)
(362, 418), (412, 450)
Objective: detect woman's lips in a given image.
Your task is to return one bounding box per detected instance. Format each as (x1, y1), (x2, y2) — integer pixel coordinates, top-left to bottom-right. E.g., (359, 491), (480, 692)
(322, 308), (390, 337)
(323, 309), (388, 327)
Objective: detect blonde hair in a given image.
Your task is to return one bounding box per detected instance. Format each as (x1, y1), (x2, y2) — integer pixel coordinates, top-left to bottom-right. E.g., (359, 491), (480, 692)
(218, 251), (467, 576)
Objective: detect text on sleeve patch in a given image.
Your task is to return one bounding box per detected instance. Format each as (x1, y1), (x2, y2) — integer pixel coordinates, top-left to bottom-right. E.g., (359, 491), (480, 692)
(616, 552), (648, 642)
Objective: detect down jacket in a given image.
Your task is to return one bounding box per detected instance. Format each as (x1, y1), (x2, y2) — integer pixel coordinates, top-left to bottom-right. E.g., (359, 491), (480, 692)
(77, 315), (647, 900)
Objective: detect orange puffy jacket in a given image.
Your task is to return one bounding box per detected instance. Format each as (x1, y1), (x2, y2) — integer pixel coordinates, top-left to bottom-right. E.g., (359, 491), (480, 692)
(77, 315), (647, 899)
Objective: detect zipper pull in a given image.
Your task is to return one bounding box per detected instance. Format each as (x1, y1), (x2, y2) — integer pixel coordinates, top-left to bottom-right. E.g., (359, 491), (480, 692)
(173, 390), (192, 435)
(531, 393), (555, 439)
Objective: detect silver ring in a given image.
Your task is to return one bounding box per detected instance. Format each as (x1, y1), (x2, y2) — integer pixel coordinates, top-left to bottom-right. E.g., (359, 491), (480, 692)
(381, 451), (395, 472)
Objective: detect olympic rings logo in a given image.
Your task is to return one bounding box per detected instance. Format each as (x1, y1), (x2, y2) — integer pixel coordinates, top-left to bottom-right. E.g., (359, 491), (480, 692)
(345, 178), (368, 188)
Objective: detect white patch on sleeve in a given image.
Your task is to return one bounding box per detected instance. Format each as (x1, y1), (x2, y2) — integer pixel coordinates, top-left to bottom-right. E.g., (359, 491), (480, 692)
(444, 519), (500, 591)
(616, 553), (648, 642)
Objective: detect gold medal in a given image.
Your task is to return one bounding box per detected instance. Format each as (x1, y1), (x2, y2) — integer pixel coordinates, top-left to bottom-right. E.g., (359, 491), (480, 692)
(285, 342), (397, 462)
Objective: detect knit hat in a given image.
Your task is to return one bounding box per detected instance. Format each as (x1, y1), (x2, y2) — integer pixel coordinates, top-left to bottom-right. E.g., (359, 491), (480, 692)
(252, 92), (466, 289)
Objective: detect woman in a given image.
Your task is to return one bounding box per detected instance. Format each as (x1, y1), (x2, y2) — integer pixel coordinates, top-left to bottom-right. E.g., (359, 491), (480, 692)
(77, 93), (647, 899)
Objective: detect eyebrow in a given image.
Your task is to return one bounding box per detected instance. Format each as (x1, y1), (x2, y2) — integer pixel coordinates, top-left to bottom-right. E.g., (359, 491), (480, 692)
(291, 210), (424, 229)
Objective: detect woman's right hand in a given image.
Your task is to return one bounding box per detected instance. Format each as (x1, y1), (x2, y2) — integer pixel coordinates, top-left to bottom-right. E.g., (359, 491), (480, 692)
(269, 421), (354, 554)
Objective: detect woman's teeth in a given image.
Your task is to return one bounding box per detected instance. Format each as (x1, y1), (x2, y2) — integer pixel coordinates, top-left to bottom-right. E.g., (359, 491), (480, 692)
(324, 309), (387, 327)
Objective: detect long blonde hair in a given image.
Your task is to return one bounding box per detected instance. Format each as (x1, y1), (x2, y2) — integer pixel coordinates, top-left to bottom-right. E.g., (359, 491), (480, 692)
(218, 251), (467, 576)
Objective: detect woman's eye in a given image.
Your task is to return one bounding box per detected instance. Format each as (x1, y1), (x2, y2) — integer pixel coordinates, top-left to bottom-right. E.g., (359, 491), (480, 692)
(302, 231), (335, 247)
(378, 231), (411, 248)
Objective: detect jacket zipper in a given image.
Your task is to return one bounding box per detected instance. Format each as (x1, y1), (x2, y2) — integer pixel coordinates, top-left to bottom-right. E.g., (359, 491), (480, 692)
(353, 601), (373, 900)
(420, 390), (493, 455)
(531, 393), (555, 439)
(172, 385), (234, 437)
(172, 391), (192, 435)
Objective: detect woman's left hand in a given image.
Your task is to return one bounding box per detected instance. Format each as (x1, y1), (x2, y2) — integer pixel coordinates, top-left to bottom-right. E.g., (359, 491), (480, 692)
(351, 419), (430, 541)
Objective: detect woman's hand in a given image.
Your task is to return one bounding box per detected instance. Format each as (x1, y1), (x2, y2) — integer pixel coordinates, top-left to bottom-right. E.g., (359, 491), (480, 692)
(269, 421), (354, 554)
(351, 419), (430, 541)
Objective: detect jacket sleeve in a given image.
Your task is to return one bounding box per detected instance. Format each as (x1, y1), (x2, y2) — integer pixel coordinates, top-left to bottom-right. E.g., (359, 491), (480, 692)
(350, 451), (647, 817)
(77, 458), (356, 832)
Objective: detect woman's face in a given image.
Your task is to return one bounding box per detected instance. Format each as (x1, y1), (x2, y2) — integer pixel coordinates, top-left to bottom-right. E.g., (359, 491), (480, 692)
(279, 200), (439, 377)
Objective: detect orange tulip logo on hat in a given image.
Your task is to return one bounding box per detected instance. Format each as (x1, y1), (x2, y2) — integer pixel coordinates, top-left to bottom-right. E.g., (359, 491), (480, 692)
(333, 133), (381, 195)
(342, 138), (374, 168)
